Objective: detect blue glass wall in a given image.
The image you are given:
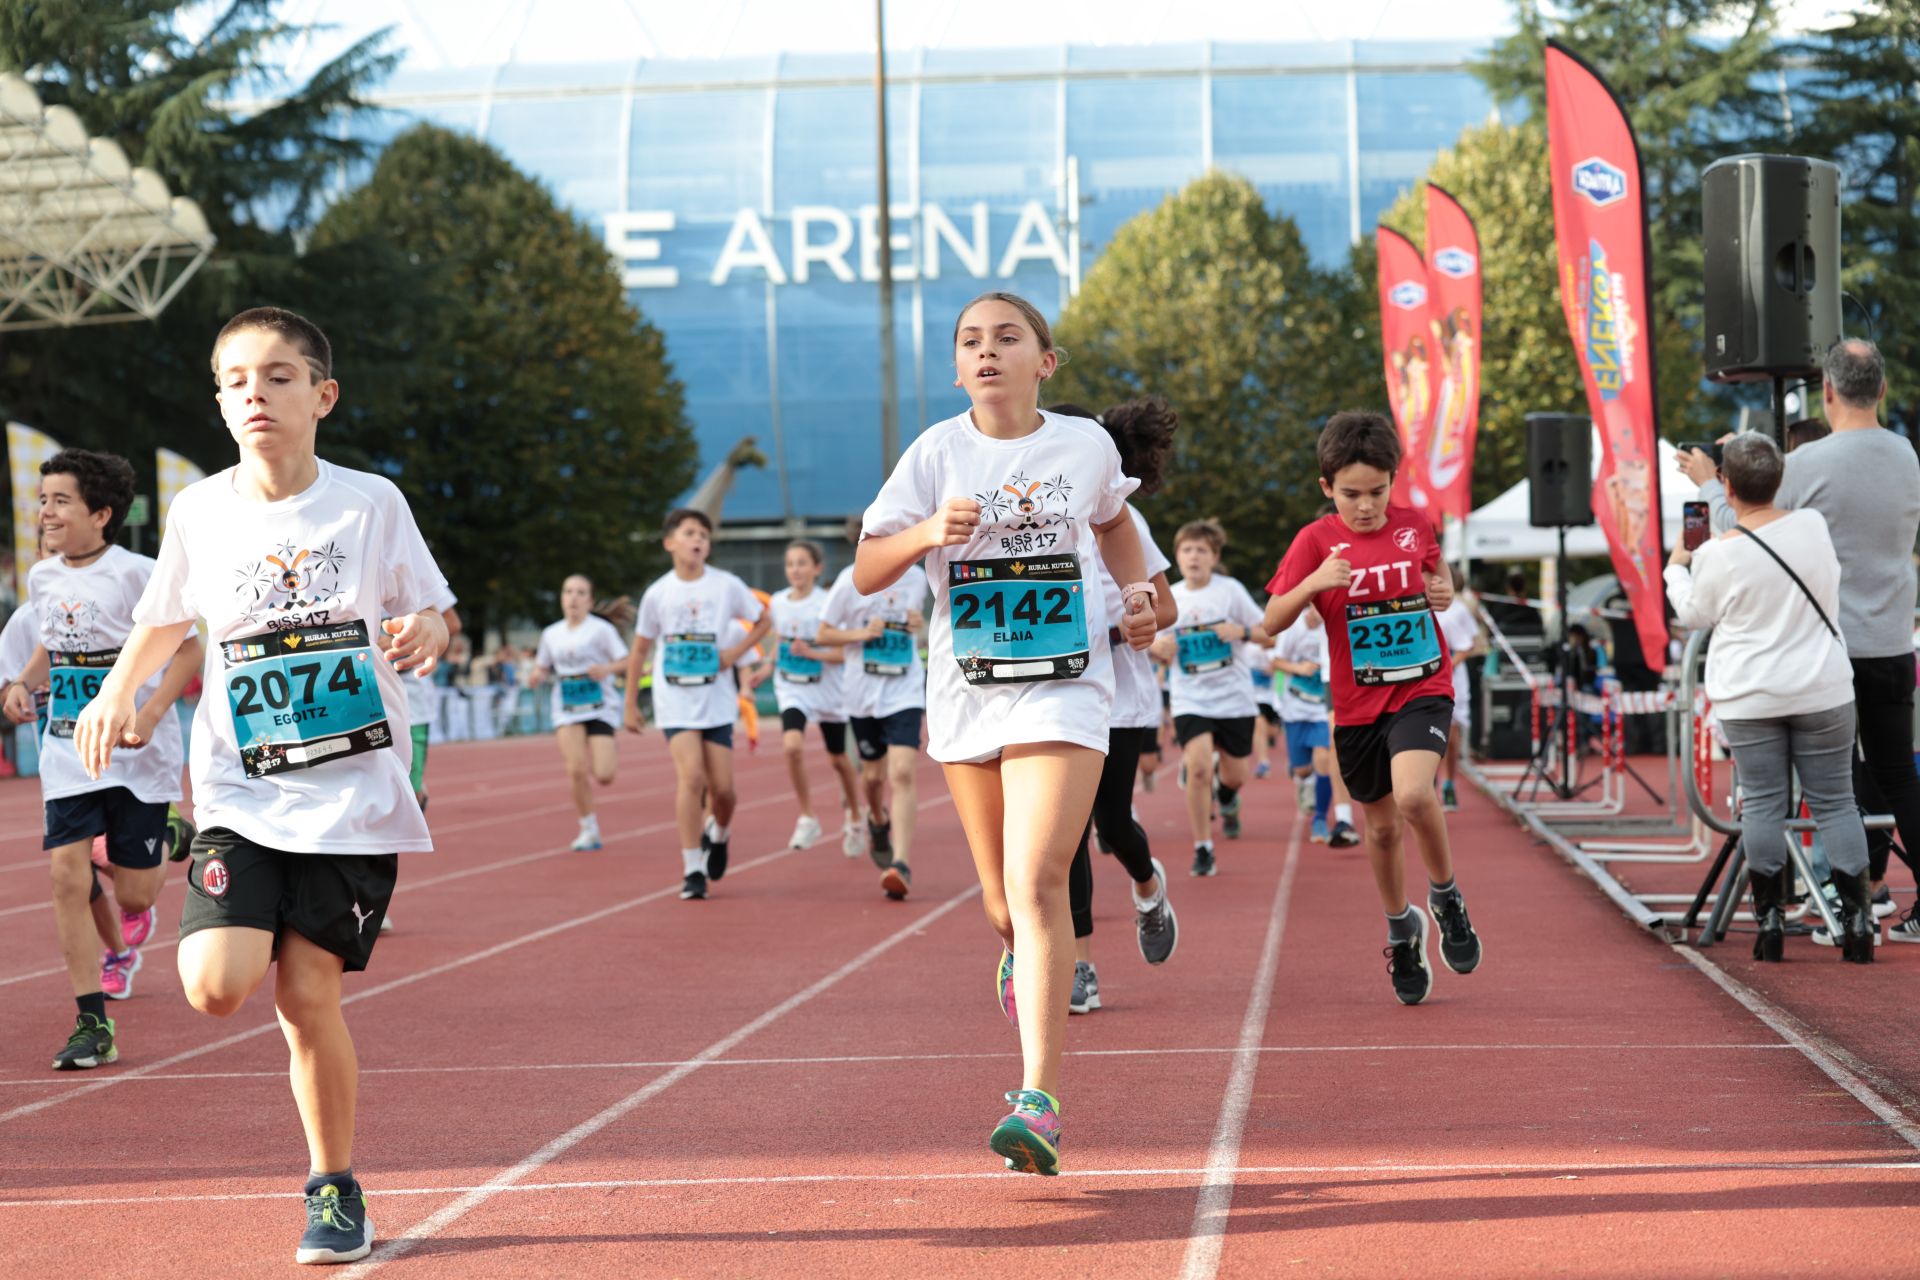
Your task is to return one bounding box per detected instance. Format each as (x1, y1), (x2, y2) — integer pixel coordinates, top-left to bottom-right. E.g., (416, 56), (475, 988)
(365, 40), (1495, 526)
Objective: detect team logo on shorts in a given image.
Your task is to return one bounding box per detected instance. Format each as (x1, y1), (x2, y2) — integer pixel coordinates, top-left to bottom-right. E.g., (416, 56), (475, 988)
(1394, 527), (1419, 553)
(202, 857), (230, 898)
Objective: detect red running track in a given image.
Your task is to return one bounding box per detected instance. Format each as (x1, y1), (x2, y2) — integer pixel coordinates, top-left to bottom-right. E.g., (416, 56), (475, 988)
(1, 732), (1918, 1278)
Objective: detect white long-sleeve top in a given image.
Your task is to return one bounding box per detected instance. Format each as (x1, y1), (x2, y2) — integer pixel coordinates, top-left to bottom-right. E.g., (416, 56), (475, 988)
(1663, 508), (1853, 721)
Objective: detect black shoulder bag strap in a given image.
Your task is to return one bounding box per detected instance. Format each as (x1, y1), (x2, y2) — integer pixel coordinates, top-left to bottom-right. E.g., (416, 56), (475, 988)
(1732, 523), (1839, 639)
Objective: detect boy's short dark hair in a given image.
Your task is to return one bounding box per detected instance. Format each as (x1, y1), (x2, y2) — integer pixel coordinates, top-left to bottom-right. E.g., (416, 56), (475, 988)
(1317, 411), (1401, 481)
(663, 507), (712, 536)
(1175, 519), (1226, 555)
(41, 449), (136, 543)
(210, 307), (333, 383)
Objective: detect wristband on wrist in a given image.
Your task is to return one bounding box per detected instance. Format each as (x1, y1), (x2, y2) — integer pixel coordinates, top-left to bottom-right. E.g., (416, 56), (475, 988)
(1120, 581), (1158, 607)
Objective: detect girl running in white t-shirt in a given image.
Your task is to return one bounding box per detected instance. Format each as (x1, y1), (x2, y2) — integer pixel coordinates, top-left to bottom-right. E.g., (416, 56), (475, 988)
(756, 540), (863, 850)
(855, 292), (1156, 1175)
(532, 575), (628, 851)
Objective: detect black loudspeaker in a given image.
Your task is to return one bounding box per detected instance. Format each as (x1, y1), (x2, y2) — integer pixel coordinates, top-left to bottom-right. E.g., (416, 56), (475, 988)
(1702, 154), (1841, 383)
(1527, 413), (1593, 527)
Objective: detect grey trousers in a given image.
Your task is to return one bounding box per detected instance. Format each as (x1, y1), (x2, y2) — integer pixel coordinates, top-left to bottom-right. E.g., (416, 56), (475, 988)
(1719, 702), (1869, 878)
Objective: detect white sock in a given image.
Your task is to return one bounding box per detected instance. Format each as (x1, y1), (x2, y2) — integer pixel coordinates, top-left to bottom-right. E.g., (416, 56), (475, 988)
(581, 814), (599, 834)
(1335, 804), (1354, 826)
(711, 822), (730, 843)
(1195, 839), (1213, 853)
(682, 847), (705, 875)
(1132, 879), (1164, 910)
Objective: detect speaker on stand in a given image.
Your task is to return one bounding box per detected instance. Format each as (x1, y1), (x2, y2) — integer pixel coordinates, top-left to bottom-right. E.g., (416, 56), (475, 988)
(1520, 414), (1596, 802)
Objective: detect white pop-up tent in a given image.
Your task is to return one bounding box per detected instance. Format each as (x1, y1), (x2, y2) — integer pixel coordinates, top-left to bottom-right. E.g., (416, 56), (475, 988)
(1442, 434), (1700, 562)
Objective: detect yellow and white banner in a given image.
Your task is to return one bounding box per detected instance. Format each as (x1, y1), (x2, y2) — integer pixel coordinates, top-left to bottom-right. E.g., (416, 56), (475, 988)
(156, 447), (205, 536)
(8, 422), (60, 602)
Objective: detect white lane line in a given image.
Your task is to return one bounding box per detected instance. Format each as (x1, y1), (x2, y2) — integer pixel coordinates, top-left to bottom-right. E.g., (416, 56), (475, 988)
(1676, 945), (1920, 1151)
(11, 1157), (1919, 1209)
(340, 882), (983, 1278)
(1178, 809), (1305, 1280)
(0, 1042), (1796, 1088)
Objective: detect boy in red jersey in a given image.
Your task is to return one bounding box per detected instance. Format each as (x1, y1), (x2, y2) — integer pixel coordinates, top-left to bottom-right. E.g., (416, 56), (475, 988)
(1264, 411), (1482, 1005)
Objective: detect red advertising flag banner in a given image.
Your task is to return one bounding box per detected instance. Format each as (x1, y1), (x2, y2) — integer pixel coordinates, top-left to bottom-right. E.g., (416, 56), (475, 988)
(1421, 185), (1482, 524)
(1544, 40), (1668, 662)
(1375, 225), (1435, 511)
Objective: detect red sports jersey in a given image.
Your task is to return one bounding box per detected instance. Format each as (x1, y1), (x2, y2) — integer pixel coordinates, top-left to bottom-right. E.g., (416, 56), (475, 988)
(1267, 506), (1453, 726)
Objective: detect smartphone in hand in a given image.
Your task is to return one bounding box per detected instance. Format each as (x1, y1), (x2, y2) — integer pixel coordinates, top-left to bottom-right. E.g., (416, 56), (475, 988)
(1682, 500), (1711, 552)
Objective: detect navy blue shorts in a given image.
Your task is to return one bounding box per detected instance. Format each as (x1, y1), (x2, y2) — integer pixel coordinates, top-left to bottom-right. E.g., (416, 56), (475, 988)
(852, 709), (922, 761)
(663, 724), (734, 748)
(44, 787), (169, 867)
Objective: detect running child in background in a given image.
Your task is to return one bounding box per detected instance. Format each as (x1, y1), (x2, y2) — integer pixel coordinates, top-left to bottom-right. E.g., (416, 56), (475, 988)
(534, 576), (627, 851)
(1273, 608), (1334, 843)
(624, 509), (769, 901)
(1433, 567), (1485, 812)
(401, 604), (460, 815)
(761, 540), (864, 851)
(1044, 398), (1182, 1015)
(1264, 410), (1482, 1006)
(817, 540), (927, 899)
(74, 307), (451, 1264)
(4, 449), (200, 1070)
(1150, 519), (1271, 877)
(857, 291), (1156, 1175)
(1248, 641), (1280, 780)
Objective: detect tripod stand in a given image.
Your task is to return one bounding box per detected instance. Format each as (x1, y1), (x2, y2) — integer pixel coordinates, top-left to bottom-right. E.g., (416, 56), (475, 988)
(1513, 526), (1598, 803)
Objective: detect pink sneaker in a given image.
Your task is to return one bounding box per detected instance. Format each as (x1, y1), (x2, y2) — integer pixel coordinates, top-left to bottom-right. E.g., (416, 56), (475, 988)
(995, 948), (1017, 1029)
(121, 906), (157, 949)
(990, 1089), (1063, 1175)
(100, 948), (141, 1000)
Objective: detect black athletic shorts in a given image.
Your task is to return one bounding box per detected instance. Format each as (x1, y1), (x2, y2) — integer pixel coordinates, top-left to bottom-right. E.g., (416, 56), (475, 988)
(1257, 703), (1282, 728)
(1173, 713), (1256, 759)
(582, 718), (614, 738)
(180, 828), (398, 973)
(780, 708), (849, 756)
(852, 708), (922, 761)
(43, 786), (169, 866)
(1131, 723), (1162, 759)
(1333, 695), (1454, 805)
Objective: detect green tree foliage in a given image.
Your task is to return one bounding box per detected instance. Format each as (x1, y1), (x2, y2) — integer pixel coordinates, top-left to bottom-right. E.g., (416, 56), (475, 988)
(312, 125), (695, 639)
(1476, 0), (1785, 437)
(1788, 1), (1920, 435)
(1048, 172), (1375, 582)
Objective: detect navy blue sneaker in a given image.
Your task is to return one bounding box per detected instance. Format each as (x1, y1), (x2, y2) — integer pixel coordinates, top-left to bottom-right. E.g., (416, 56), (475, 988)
(297, 1182), (372, 1264)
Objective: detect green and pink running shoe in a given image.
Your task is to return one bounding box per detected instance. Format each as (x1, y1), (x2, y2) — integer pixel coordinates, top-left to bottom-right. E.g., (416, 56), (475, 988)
(995, 948), (1017, 1028)
(991, 1089), (1062, 1176)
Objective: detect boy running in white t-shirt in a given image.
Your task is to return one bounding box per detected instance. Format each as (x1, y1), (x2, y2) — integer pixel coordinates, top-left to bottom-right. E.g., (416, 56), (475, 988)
(1273, 610), (1335, 842)
(623, 509), (769, 900)
(5, 450), (199, 1070)
(1433, 572), (1484, 811)
(1149, 520), (1271, 876)
(74, 308), (452, 1263)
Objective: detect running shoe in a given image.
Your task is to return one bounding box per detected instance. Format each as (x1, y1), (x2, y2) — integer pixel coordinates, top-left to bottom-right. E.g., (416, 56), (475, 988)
(1190, 843), (1217, 878)
(680, 871), (708, 901)
(163, 804), (197, 863)
(1871, 884), (1897, 920)
(1134, 858), (1179, 965)
(100, 948), (140, 1000)
(1889, 904), (1920, 943)
(1441, 781), (1459, 811)
(379, 913), (394, 934)
(1328, 820), (1361, 849)
(789, 814), (823, 850)
(296, 1182), (373, 1265)
(842, 813), (868, 860)
(1310, 816), (1330, 844)
(1429, 893), (1482, 974)
(1384, 906), (1434, 1006)
(120, 905), (156, 949)
(570, 826), (602, 852)
(1068, 960), (1100, 1013)
(1222, 806), (1242, 840)
(880, 861), (911, 900)
(867, 819), (893, 871)
(702, 818), (729, 881)
(52, 1013), (116, 1070)
(1296, 775), (1313, 812)
(990, 1089), (1063, 1176)
(1255, 760), (1271, 780)
(996, 948), (1018, 1028)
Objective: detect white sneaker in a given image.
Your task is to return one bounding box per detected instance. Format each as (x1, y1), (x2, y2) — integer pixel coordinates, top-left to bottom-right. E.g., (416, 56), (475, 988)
(571, 825), (603, 852)
(790, 815), (823, 849)
(842, 815), (869, 860)
(379, 913), (394, 934)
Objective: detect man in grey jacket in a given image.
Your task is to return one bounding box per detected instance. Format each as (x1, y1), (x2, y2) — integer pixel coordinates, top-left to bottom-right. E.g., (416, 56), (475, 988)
(1680, 338), (1920, 935)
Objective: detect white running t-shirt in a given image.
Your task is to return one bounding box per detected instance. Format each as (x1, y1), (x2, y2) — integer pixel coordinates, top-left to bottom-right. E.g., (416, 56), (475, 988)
(1436, 599), (1479, 717)
(634, 567), (763, 731)
(1166, 574), (1265, 721)
(861, 410), (1136, 762)
(1091, 504), (1171, 731)
(767, 585), (840, 720)
(0, 605), (37, 683)
(32, 547), (186, 805)
(819, 561), (928, 721)
(1274, 612), (1331, 724)
(133, 461), (450, 854)
(536, 615), (627, 729)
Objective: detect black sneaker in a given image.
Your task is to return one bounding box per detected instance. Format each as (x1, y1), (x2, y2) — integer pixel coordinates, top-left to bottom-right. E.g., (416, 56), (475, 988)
(1190, 844), (1217, 877)
(1429, 894), (1482, 974)
(701, 824), (729, 881)
(868, 820), (894, 870)
(1221, 795), (1243, 839)
(880, 861), (911, 900)
(296, 1182), (373, 1265)
(1890, 903), (1920, 943)
(51, 1013), (117, 1070)
(1384, 906), (1433, 1006)
(1328, 820), (1361, 849)
(680, 871), (708, 901)
(1134, 858), (1179, 965)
